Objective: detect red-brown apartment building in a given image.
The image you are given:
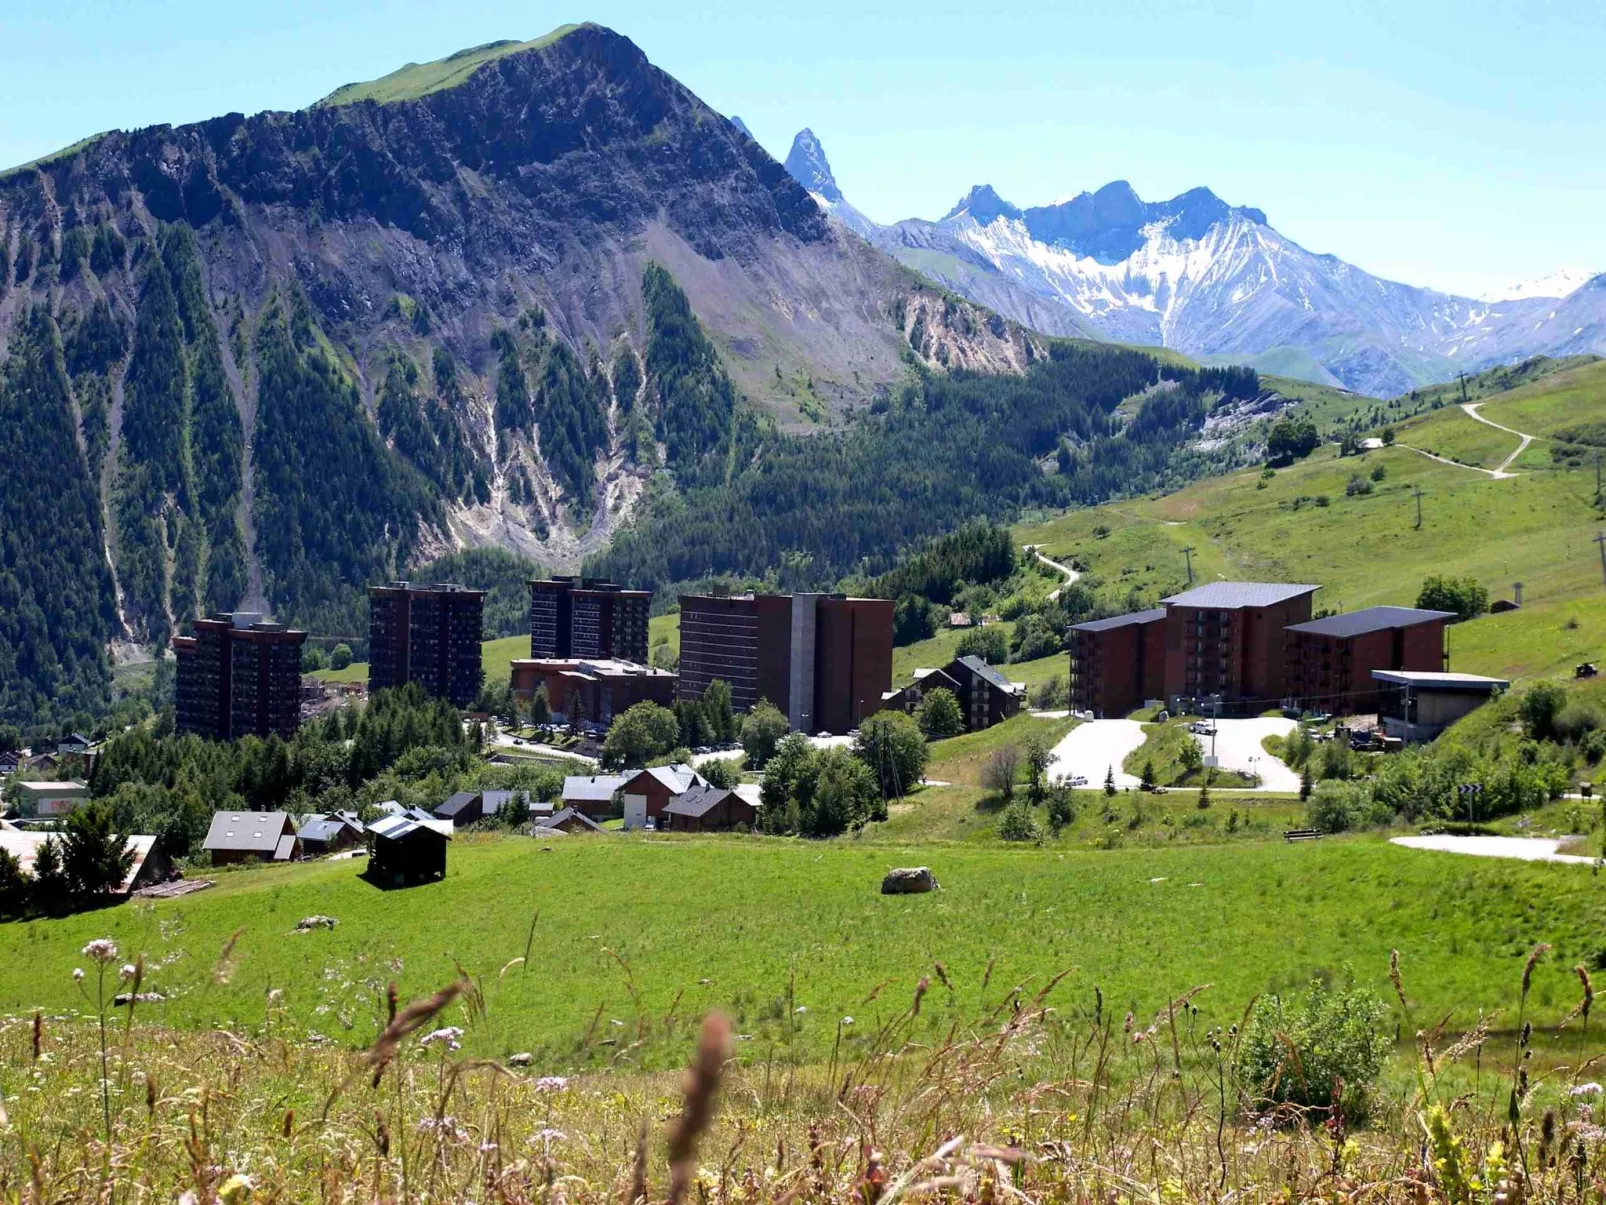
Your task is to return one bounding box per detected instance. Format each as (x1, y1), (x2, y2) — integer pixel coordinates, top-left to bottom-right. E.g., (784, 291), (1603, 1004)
(678, 593), (893, 733)
(1161, 581), (1318, 708)
(508, 657), (677, 728)
(1068, 608), (1166, 716)
(1283, 605), (1453, 713)
(174, 613), (307, 741)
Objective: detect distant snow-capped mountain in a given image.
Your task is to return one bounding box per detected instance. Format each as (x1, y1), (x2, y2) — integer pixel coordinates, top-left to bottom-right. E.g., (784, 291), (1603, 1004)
(1478, 268), (1600, 302)
(781, 129), (1606, 396)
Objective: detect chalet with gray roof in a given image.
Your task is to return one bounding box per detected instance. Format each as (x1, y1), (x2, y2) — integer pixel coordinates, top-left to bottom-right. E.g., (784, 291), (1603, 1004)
(204, 811), (299, 865)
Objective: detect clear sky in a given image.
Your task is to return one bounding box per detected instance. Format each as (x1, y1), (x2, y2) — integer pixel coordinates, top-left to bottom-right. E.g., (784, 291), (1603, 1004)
(2, 0), (1601, 297)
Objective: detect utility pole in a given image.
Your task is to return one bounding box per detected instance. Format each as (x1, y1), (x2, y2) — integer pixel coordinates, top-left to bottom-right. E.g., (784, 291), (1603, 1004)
(1595, 532), (1606, 587)
(1411, 486), (1425, 530)
(1457, 372), (1470, 405)
(1181, 546), (1195, 585)
(1514, 582), (1524, 608)
(1595, 450), (1602, 502)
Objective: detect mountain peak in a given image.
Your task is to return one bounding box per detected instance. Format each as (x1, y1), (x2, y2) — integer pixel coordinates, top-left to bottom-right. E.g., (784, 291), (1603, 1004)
(943, 184), (1022, 225)
(784, 128), (842, 203)
(728, 115), (754, 141)
(315, 23), (588, 107)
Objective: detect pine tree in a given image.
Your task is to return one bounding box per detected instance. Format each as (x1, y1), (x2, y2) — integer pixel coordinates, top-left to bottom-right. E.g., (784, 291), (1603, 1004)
(1299, 764), (1314, 801)
(1197, 775), (1212, 810)
(1140, 759), (1157, 792)
(1103, 766), (1117, 797)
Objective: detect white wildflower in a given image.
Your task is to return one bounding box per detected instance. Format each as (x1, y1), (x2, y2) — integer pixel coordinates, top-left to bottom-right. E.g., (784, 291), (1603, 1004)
(81, 939), (118, 964)
(1570, 1082), (1603, 1097)
(533, 1075), (569, 1093)
(72, 968), (85, 983)
(841, 1016), (854, 1026)
(420, 1026), (463, 1052)
(119, 964), (138, 981)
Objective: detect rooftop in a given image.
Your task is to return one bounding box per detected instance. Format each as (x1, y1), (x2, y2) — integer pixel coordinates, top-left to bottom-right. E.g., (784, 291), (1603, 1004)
(1371, 669), (1510, 690)
(957, 655), (1019, 693)
(663, 785), (736, 818)
(1287, 606), (1457, 638)
(203, 810), (294, 853)
(1162, 582), (1320, 609)
(1072, 608), (1167, 633)
(0, 829), (157, 893)
(512, 658), (672, 678)
(14, 780), (88, 794)
(562, 774), (627, 802)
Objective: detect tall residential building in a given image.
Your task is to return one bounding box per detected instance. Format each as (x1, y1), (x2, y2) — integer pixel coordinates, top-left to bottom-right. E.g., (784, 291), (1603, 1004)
(678, 593), (893, 734)
(1069, 608), (1167, 717)
(368, 582), (486, 708)
(1284, 605), (1453, 713)
(174, 613), (307, 741)
(528, 577), (651, 664)
(1160, 582), (1318, 708)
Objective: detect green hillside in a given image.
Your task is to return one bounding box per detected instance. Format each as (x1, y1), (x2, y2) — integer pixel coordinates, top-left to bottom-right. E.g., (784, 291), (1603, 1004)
(1017, 356), (1606, 683)
(315, 25), (582, 106)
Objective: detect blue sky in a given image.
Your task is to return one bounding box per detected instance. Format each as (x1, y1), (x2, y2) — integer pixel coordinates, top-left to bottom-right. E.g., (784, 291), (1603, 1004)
(1, 0), (1601, 296)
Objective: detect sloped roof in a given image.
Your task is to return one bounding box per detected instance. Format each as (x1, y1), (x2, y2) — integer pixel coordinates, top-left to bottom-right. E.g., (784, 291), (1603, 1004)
(1287, 606), (1456, 638)
(368, 812), (453, 841)
(663, 785), (741, 819)
(203, 811), (294, 854)
(563, 774), (627, 802)
(0, 829), (158, 893)
(434, 791), (481, 818)
(631, 764), (705, 795)
(273, 834), (298, 861)
(540, 807), (605, 831)
(1162, 582), (1319, 608)
(1072, 608), (1167, 633)
(957, 655), (1016, 692)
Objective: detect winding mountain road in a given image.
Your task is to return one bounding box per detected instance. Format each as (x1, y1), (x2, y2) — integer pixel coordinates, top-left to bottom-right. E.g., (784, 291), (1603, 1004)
(1461, 401), (1536, 474)
(1024, 544), (1080, 601)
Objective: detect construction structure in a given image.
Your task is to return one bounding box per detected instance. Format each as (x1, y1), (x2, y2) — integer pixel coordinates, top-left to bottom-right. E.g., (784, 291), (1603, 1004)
(508, 657), (677, 729)
(677, 593), (893, 734)
(528, 577), (651, 665)
(368, 582), (485, 708)
(174, 613), (307, 741)
(1283, 606), (1455, 713)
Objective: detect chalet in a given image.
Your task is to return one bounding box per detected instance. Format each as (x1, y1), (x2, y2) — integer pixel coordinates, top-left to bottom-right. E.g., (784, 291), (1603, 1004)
(883, 656), (1023, 733)
(0, 750), (20, 776)
(56, 733), (95, 756)
(617, 764), (706, 829)
(0, 822), (170, 897)
(538, 807), (606, 834)
(660, 785), (757, 833)
(367, 811), (450, 886)
(12, 780), (91, 818)
(203, 811), (299, 866)
(561, 774), (627, 817)
(434, 791), (485, 825)
(481, 789), (518, 820)
(295, 811), (366, 856)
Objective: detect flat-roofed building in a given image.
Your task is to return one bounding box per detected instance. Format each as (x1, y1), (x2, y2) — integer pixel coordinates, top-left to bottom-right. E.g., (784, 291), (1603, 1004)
(528, 577), (651, 664)
(1285, 606), (1454, 714)
(368, 582), (485, 708)
(509, 657), (677, 729)
(1373, 670), (1510, 742)
(1069, 608), (1167, 717)
(1160, 582), (1320, 710)
(175, 613), (307, 741)
(678, 593), (892, 734)
(12, 780), (90, 818)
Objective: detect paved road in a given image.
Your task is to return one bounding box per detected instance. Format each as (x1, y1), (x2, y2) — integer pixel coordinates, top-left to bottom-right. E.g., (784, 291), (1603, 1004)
(1047, 719), (1147, 789)
(1199, 717), (1300, 791)
(1462, 401), (1536, 474)
(1391, 834), (1595, 865)
(1023, 544), (1080, 602)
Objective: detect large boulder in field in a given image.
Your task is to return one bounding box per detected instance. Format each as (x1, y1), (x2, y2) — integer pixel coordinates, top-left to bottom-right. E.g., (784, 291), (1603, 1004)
(881, 867), (939, 895)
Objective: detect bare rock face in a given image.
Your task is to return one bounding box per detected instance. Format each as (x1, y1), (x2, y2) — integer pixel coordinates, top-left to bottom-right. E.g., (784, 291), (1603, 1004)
(880, 866), (938, 895)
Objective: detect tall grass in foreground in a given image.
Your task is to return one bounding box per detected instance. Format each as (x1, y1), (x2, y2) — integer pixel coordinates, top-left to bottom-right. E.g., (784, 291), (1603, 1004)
(0, 938), (1603, 1201)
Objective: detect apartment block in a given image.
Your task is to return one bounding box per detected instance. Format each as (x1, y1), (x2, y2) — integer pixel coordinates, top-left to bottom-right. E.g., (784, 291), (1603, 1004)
(678, 593), (893, 733)
(368, 582), (486, 708)
(1284, 605), (1453, 713)
(1068, 608), (1166, 716)
(174, 613), (307, 741)
(1161, 582), (1318, 709)
(509, 658), (678, 728)
(528, 577), (651, 664)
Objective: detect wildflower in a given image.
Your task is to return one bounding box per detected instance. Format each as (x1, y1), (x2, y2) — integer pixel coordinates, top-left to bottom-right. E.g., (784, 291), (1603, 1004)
(218, 1174), (253, 1204)
(535, 1127), (567, 1143)
(533, 1075), (570, 1093)
(1569, 1082), (1603, 1097)
(420, 1026), (463, 1051)
(841, 1016), (854, 1026)
(72, 969), (85, 983)
(119, 964), (138, 980)
(794, 1005), (808, 1014)
(82, 939), (119, 964)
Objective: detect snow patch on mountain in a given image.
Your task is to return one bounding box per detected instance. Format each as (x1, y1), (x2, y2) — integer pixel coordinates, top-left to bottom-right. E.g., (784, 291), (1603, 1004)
(1478, 268), (1599, 302)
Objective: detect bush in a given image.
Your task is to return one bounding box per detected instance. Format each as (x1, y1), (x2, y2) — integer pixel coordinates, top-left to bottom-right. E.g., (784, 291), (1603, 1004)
(1306, 779), (1389, 833)
(1418, 574), (1489, 623)
(915, 688), (965, 738)
(739, 699), (790, 768)
(600, 702), (681, 769)
(1555, 702), (1605, 744)
(329, 643), (354, 671)
(1029, 675), (1068, 710)
(982, 745), (1019, 799)
(1369, 462), (1387, 482)
(1046, 788), (1075, 833)
(700, 757), (742, 790)
(956, 626), (1009, 666)
(853, 711), (928, 799)
(1519, 682), (1569, 741)
(1237, 978), (1390, 1117)
(1344, 474), (1372, 497)
(996, 801), (1042, 843)
(302, 646), (329, 672)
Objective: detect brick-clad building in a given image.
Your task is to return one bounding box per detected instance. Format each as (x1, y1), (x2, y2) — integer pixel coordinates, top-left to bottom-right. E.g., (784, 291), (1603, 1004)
(1160, 582), (1318, 710)
(508, 658), (678, 729)
(1068, 608), (1166, 717)
(884, 655), (1024, 732)
(175, 613), (307, 741)
(1284, 606), (1453, 713)
(528, 577), (651, 664)
(678, 593), (893, 734)
(368, 582), (485, 708)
